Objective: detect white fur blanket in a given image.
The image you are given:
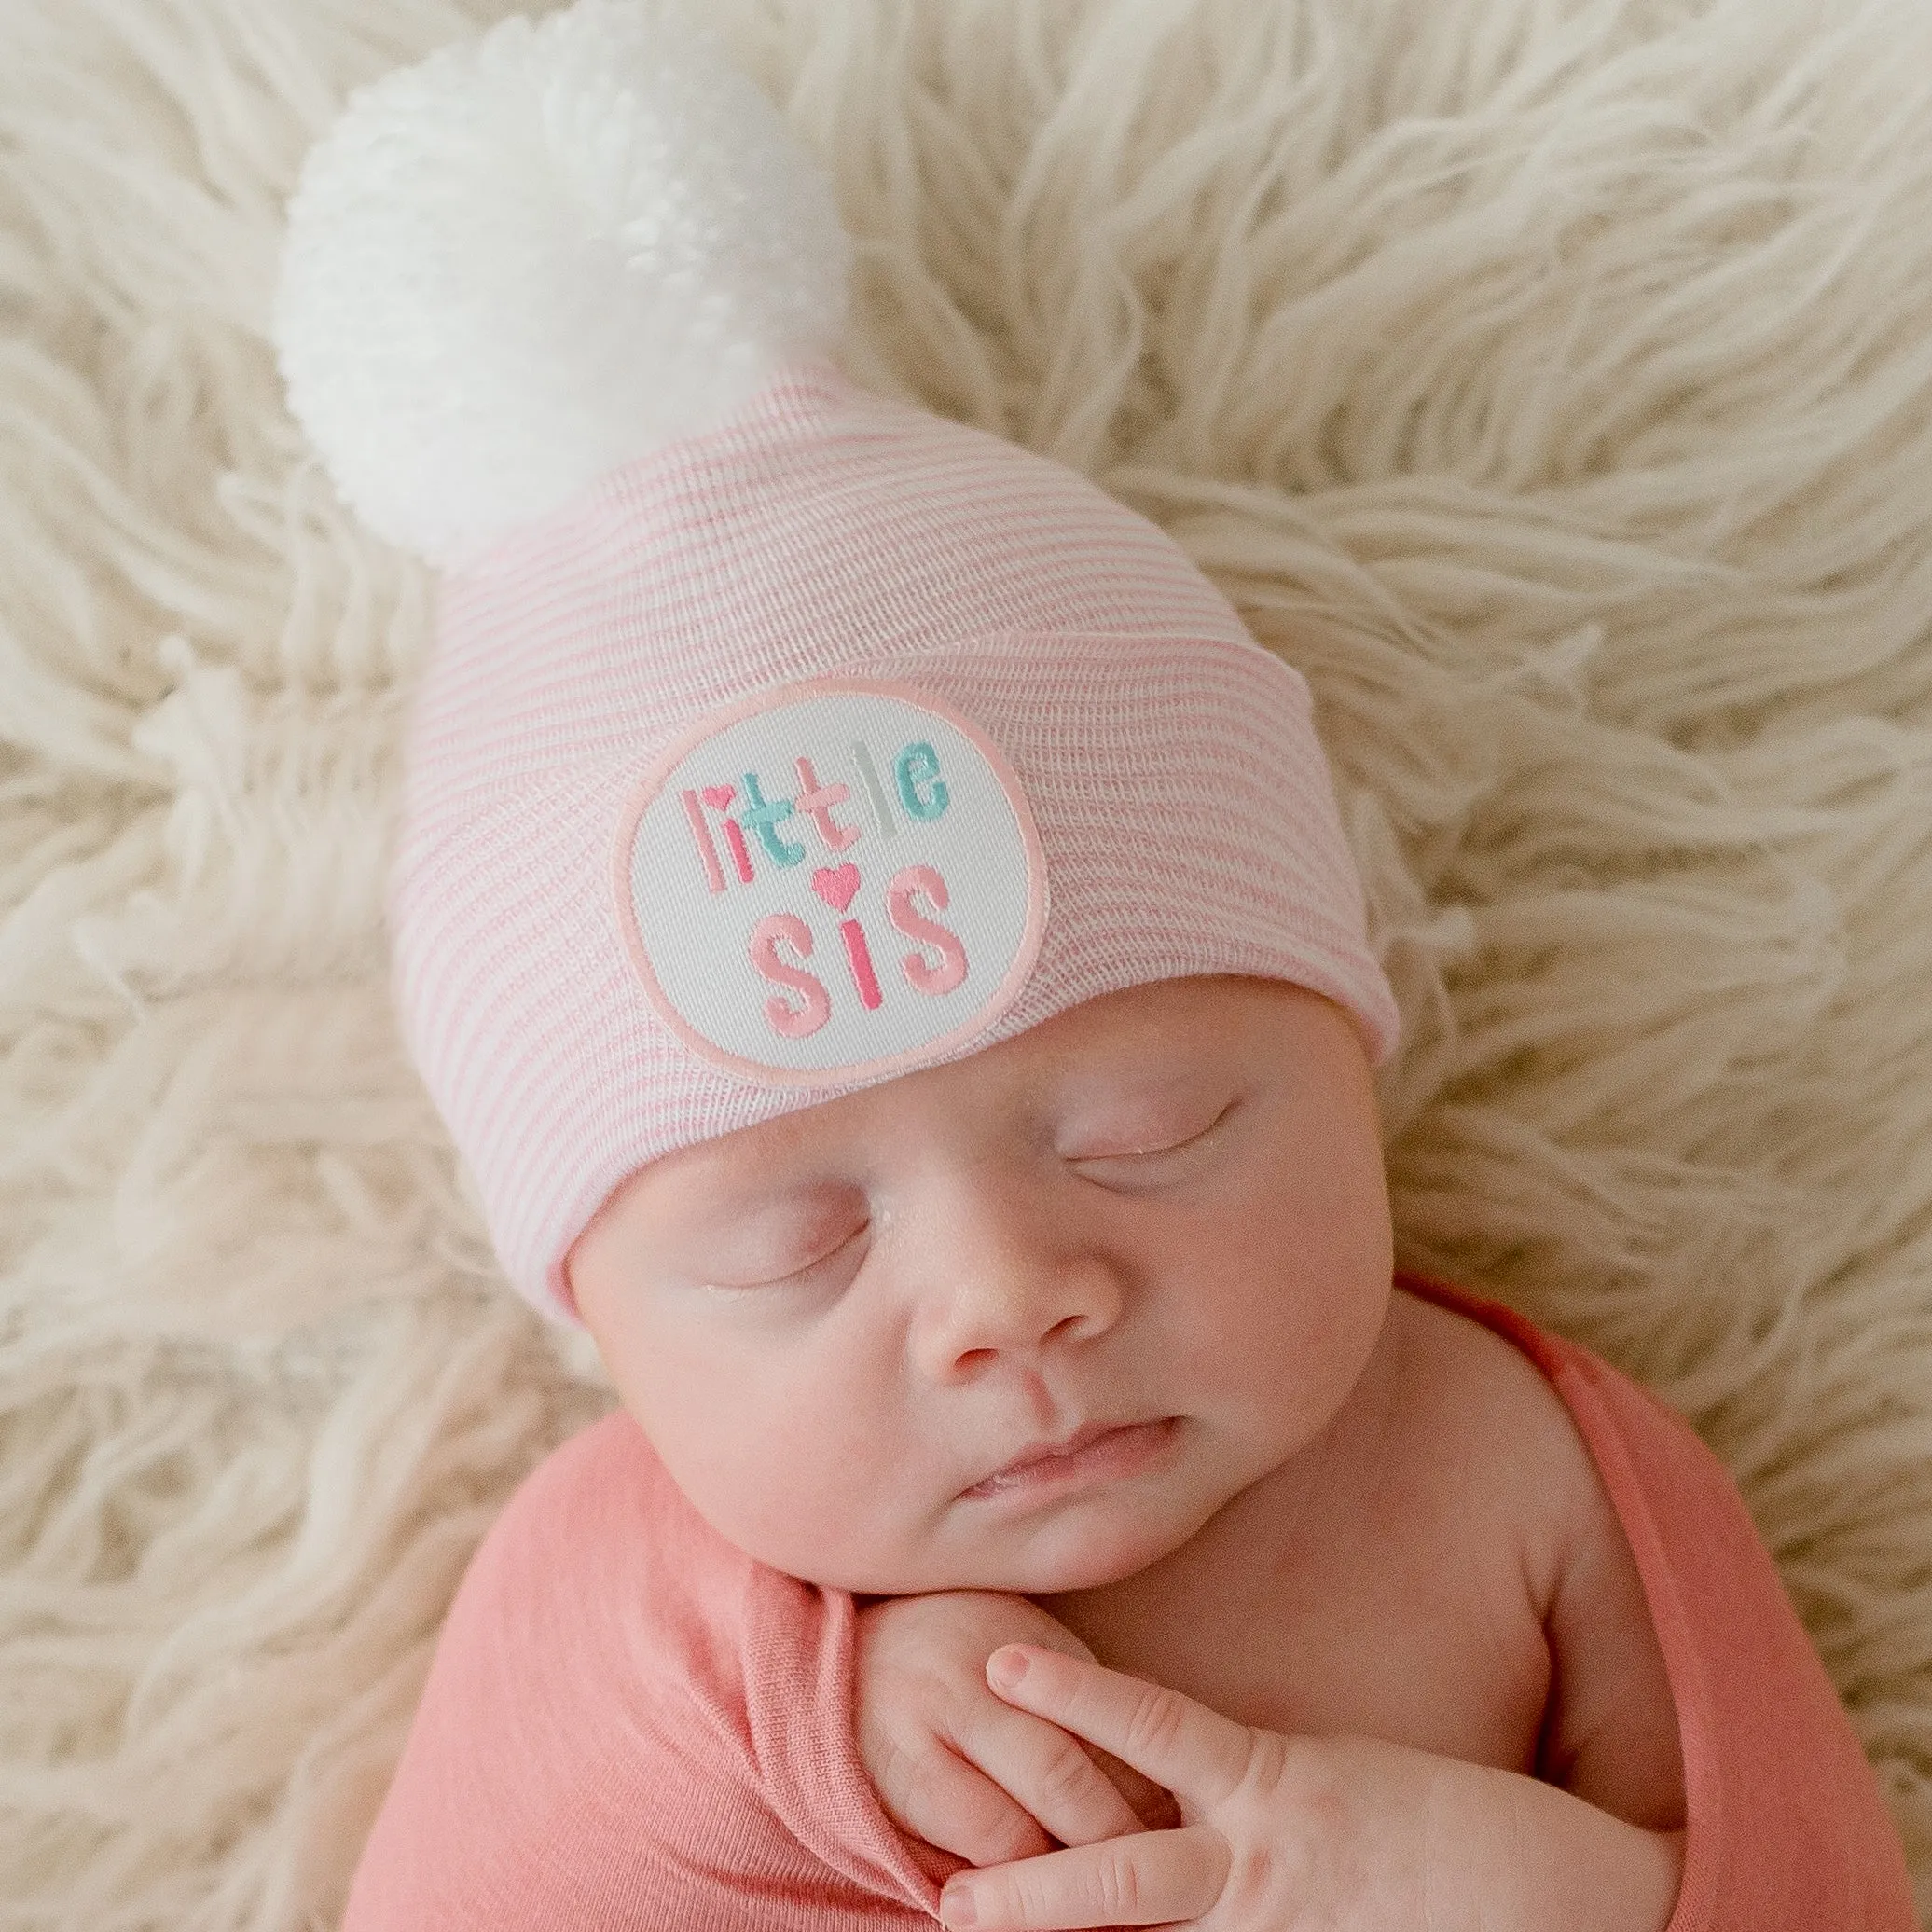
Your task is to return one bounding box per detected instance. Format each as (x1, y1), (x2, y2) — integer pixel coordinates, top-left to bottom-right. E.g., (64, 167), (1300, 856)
(6, 0), (1932, 1923)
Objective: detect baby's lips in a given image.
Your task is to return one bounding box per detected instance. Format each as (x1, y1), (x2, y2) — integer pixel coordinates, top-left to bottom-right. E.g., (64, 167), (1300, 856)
(962, 1416), (1136, 1491)
(959, 1417), (1180, 1499)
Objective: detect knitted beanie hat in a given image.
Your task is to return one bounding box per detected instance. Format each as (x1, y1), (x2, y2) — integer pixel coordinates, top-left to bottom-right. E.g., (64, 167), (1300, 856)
(274, 0), (1400, 1322)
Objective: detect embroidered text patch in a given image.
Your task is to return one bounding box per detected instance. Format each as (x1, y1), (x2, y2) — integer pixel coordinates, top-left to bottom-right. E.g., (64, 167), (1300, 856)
(614, 678), (1047, 1083)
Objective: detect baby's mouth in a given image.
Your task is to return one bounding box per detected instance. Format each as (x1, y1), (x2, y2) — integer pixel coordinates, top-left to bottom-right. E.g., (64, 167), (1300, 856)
(961, 1417), (1180, 1501)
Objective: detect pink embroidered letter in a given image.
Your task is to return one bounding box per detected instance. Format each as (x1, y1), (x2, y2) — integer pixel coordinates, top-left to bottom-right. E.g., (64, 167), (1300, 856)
(749, 914), (833, 1037)
(794, 756), (861, 853)
(887, 865), (969, 997)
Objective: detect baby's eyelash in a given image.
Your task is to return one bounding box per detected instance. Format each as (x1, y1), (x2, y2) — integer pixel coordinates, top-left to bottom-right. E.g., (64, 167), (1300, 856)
(704, 1221), (869, 1292)
(1075, 1098), (1238, 1165)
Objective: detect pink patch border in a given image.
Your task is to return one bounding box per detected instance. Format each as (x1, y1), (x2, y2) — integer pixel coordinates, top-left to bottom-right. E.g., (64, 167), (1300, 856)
(611, 675), (1049, 1088)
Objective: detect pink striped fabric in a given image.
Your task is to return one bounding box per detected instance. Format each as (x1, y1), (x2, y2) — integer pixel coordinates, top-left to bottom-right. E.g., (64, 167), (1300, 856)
(389, 365), (1399, 1319)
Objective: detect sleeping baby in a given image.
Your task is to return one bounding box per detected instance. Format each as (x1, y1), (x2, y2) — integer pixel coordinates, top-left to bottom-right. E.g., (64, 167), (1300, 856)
(271, 5), (1915, 1927)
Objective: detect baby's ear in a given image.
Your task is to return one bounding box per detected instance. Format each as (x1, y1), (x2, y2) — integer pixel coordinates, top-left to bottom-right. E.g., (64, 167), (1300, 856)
(558, 1163), (659, 1334)
(558, 1205), (617, 1332)
(271, 0), (850, 570)
(557, 1245), (585, 1328)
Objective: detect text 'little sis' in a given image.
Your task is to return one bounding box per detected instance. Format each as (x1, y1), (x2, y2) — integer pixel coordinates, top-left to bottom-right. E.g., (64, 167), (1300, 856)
(678, 738), (971, 1037)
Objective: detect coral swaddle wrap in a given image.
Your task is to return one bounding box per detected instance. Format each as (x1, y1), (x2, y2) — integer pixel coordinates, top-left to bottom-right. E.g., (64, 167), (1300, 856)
(341, 1276), (1913, 1930)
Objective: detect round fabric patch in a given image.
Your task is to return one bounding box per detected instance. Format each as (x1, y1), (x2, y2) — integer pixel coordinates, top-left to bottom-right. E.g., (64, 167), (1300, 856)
(613, 678), (1048, 1084)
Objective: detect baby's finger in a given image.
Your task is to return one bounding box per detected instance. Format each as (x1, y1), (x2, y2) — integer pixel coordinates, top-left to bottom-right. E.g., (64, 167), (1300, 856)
(881, 1734), (1056, 1868)
(939, 1824), (1229, 1931)
(985, 1647), (1252, 1813)
(1084, 1743), (1183, 1833)
(951, 1706), (1146, 1850)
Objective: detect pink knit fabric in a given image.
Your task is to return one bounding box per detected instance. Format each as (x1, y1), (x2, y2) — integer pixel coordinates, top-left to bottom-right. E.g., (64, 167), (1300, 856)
(339, 1276), (1916, 1930)
(389, 364), (1399, 1318)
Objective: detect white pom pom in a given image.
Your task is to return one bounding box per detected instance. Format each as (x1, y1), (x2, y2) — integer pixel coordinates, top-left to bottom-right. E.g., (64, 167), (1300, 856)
(273, 0), (850, 568)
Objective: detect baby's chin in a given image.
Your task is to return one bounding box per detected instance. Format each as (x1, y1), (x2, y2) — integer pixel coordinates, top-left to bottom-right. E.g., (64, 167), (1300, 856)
(779, 1510), (1206, 1600)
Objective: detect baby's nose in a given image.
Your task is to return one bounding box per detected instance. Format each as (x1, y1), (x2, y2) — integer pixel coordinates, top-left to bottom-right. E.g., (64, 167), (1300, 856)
(907, 1173), (1124, 1377)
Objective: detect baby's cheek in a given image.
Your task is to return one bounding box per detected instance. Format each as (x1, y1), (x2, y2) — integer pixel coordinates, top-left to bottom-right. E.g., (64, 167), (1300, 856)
(673, 1371), (920, 1582)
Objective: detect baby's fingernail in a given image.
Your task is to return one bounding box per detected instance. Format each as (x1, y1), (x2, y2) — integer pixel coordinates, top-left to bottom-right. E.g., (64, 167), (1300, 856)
(940, 1880), (978, 1927)
(987, 1645), (1030, 1690)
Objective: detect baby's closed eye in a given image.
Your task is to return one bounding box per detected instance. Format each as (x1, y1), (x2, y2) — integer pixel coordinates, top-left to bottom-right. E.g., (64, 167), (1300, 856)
(1060, 1096), (1241, 1181)
(697, 1194), (871, 1290)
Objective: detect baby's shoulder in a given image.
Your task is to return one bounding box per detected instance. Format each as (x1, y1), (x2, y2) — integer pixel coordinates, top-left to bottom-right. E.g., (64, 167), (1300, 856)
(1380, 1288), (1613, 1608)
(459, 1407), (747, 1639)
(480, 1407), (671, 1571)
(448, 1407), (843, 1727)
(1386, 1288), (1602, 1488)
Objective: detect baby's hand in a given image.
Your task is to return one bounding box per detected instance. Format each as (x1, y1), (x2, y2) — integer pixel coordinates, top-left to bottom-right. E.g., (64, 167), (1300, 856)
(938, 1646), (1685, 1932)
(853, 1592), (1177, 1868)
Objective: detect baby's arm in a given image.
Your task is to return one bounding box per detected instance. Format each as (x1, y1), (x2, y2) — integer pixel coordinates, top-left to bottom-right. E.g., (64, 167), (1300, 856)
(1536, 1460), (1688, 1828)
(934, 1645), (1684, 1932)
(855, 1561), (1685, 1932)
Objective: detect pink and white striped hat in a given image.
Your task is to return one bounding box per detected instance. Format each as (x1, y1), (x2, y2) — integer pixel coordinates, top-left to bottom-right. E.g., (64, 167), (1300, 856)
(274, 1), (1398, 1321)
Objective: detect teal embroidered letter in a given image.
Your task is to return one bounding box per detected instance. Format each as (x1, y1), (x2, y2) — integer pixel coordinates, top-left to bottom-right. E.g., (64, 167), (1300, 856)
(740, 769), (806, 866)
(895, 742), (948, 821)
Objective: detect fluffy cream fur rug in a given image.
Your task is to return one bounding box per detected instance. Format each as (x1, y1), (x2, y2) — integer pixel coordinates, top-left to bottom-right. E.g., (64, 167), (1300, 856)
(7, 0), (1932, 1923)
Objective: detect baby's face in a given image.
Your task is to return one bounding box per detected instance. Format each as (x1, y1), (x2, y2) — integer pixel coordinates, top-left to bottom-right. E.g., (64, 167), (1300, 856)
(567, 974), (1393, 1595)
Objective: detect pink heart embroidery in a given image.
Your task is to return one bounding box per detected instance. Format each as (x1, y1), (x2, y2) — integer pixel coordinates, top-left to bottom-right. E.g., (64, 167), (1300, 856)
(701, 784), (737, 811)
(811, 863), (861, 913)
